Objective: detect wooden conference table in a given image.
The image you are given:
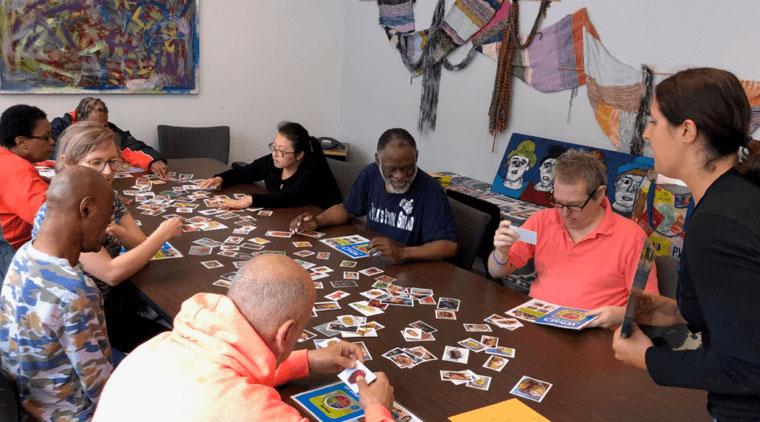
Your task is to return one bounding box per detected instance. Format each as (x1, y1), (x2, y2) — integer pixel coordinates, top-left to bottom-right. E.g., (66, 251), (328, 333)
(119, 158), (707, 421)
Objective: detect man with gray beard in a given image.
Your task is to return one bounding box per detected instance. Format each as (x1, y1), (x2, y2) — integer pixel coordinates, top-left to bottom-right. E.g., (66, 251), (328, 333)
(291, 128), (457, 263)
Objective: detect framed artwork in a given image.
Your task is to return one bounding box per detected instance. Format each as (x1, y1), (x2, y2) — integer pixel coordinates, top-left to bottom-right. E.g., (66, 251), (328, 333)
(0, 1), (198, 94)
(492, 133), (653, 217)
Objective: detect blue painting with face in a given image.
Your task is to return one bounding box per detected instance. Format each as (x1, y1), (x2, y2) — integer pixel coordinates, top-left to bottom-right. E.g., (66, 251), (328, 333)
(492, 133), (653, 217)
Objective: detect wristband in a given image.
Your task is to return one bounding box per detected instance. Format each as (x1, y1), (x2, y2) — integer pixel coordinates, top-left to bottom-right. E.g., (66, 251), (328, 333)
(491, 250), (507, 266)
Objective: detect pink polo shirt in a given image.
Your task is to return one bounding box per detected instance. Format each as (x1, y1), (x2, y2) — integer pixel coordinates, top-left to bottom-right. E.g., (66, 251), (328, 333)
(509, 198), (659, 310)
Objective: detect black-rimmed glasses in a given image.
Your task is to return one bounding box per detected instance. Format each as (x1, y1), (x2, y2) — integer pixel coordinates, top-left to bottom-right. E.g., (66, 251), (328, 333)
(549, 187), (601, 212)
(268, 142), (297, 158)
(85, 158), (127, 172)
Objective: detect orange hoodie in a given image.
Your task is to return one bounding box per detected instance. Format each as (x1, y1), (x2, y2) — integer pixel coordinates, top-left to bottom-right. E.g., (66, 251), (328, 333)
(93, 293), (392, 421)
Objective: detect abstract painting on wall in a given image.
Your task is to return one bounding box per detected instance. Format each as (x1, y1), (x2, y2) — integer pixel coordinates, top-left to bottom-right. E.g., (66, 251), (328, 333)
(0, 1), (198, 94)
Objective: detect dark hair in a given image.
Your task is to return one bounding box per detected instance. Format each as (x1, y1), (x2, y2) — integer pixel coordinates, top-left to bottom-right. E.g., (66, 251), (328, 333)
(0, 104), (47, 148)
(655, 68), (755, 174)
(276, 121), (325, 164)
(377, 128), (417, 151)
(75, 97), (107, 121)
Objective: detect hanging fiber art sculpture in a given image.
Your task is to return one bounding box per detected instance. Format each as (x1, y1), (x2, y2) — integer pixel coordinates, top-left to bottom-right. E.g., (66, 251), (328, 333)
(377, 0), (509, 132)
(374, 3), (760, 154)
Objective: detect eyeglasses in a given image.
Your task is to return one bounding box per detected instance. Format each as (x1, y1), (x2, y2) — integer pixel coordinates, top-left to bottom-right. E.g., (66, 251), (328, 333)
(268, 142), (297, 158)
(27, 134), (54, 142)
(549, 187), (601, 213)
(84, 158), (126, 172)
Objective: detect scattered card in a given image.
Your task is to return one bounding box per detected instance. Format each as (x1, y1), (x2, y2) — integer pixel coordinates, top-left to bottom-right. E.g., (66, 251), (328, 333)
(325, 290), (350, 301)
(442, 346), (470, 364)
(435, 310), (457, 320)
(201, 260), (224, 269)
(483, 355), (508, 372)
(340, 260), (357, 268)
(510, 376), (553, 403)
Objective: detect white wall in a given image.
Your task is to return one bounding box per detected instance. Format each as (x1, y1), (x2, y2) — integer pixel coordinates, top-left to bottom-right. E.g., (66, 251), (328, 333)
(0, 0), (347, 165)
(337, 0), (760, 182)
(3, 0), (759, 182)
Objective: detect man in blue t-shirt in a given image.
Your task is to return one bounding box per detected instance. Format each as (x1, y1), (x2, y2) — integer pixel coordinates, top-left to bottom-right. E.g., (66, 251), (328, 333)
(290, 128), (457, 263)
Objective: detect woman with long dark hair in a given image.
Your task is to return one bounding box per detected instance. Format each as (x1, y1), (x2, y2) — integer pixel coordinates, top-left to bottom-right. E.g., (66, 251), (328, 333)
(198, 121), (342, 209)
(612, 68), (760, 421)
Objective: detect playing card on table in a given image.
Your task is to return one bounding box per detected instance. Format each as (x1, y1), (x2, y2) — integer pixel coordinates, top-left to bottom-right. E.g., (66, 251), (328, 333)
(325, 290), (350, 301)
(265, 230), (292, 238)
(348, 301), (385, 317)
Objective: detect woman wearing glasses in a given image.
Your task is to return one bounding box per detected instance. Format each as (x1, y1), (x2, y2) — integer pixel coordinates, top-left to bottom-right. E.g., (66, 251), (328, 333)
(0, 104), (53, 280)
(32, 121), (182, 351)
(198, 121), (342, 210)
(487, 149), (659, 311)
(612, 68), (760, 421)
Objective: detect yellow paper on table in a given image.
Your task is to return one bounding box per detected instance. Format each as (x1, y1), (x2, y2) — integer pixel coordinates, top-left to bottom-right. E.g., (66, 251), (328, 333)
(448, 398), (550, 422)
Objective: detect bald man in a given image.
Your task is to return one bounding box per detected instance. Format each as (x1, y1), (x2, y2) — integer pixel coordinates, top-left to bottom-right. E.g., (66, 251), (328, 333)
(0, 166), (115, 421)
(94, 255), (395, 421)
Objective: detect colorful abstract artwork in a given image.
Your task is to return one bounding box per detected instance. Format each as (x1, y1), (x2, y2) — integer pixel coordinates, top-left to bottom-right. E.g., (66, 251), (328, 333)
(0, 1), (198, 94)
(492, 133), (654, 217)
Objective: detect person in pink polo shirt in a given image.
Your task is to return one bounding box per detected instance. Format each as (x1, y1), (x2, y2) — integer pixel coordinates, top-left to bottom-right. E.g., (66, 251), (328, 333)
(488, 150), (658, 327)
(93, 255), (394, 421)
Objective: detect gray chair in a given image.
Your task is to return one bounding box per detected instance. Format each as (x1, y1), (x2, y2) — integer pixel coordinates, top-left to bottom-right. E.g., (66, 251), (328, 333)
(447, 195), (493, 271)
(326, 158), (367, 199)
(157, 125), (231, 164)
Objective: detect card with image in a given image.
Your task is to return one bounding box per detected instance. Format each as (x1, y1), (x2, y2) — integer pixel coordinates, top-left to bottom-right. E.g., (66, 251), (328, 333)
(359, 267), (384, 276)
(510, 376), (553, 403)
(483, 355), (509, 372)
(299, 231), (326, 239)
(352, 341), (373, 361)
(343, 271), (359, 280)
(314, 301), (341, 312)
(467, 373), (492, 391)
(348, 301), (385, 317)
(249, 237), (270, 245)
(325, 290), (350, 301)
(337, 315), (366, 327)
(458, 338), (487, 353)
(485, 346), (516, 358)
(224, 236), (244, 244)
(310, 272), (329, 281)
(188, 245), (212, 256)
(316, 252), (331, 260)
(374, 274), (397, 283)
(311, 265), (333, 273)
(480, 335), (499, 348)
(340, 260), (357, 268)
(257, 210), (273, 217)
(513, 226), (538, 245)
(331, 280), (358, 289)
(435, 309), (457, 320)
(212, 279), (231, 288)
(463, 323), (492, 333)
(201, 260), (224, 269)
(442, 346), (470, 364)
(265, 230), (292, 238)
(408, 320), (437, 333)
(437, 297), (461, 312)
(293, 250), (316, 258)
(297, 329), (316, 343)
(293, 241), (313, 248)
(313, 281), (323, 289)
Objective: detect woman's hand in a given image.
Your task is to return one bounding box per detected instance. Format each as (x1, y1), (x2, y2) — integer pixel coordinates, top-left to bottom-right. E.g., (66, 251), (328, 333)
(198, 176), (223, 190)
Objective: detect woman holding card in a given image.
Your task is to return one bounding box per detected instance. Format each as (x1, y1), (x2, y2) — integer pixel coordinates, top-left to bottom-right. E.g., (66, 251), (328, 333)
(198, 121), (342, 210)
(33, 122), (182, 351)
(612, 68), (760, 421)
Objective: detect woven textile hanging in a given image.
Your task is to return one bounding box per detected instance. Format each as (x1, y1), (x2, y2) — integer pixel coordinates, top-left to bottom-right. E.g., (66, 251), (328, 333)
(375, 3), (760, 153)
(377, 0), (508, 132)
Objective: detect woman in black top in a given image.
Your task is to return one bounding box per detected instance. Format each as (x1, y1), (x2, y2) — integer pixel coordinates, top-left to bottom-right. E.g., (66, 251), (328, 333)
(612, 68), (760, 421)
(198, 121), (342, 210)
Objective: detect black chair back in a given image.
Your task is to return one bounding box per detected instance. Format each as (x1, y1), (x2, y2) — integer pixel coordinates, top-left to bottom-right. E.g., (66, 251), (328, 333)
(446, 192), (495, 271)
(157, 125), (231, 164)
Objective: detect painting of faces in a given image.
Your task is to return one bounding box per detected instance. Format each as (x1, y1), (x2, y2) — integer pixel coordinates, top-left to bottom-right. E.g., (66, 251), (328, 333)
(491, 133), (653, 217)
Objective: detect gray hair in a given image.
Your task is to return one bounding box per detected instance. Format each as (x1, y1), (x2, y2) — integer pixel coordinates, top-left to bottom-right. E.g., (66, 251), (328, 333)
(554, 150), (607, 194)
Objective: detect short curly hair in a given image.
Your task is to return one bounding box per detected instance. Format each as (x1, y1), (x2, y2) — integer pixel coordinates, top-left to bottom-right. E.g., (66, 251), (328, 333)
(0, 104), (47, 148)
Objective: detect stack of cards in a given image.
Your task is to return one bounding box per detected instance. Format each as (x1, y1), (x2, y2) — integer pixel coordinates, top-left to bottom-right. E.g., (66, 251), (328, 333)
(435, 297), (460, 320)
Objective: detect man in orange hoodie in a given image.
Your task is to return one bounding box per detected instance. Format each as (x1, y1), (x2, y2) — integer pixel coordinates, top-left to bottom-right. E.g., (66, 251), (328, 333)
(93, 255), (395, 421)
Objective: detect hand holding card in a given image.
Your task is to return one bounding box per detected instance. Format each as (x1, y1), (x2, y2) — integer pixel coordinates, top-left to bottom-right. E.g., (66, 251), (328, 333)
(307, 340), (365, 374)
(338, 360), (377, 394)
